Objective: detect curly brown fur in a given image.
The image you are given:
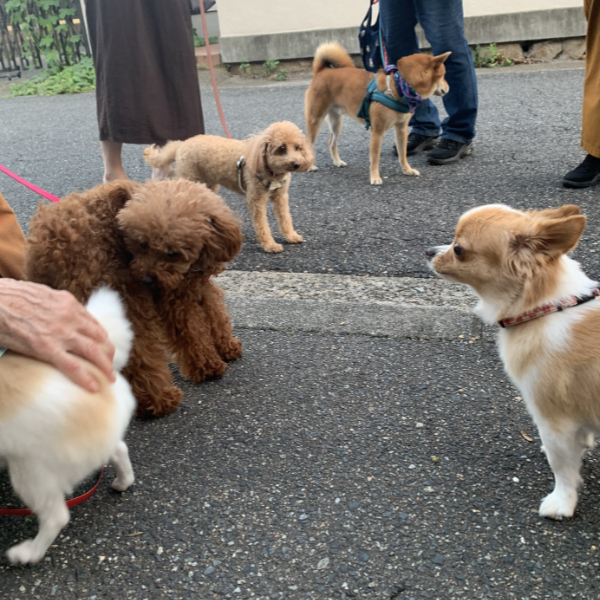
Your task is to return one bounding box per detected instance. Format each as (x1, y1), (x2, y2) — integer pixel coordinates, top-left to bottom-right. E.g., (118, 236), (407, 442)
(26, 179), (244, 418)
(144, 121), (314, 253)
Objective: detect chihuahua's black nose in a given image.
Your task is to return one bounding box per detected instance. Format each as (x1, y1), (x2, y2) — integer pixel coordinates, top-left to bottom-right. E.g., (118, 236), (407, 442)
(292, 162), (300, 170)
(426, 247), (438, 259)
(141, 275), (156, 286)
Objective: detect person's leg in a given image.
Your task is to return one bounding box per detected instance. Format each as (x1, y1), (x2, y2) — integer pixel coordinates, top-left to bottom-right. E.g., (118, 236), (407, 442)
(563, 0), (600, 187)
(0, 192), (26, 280)
(416, 0), (478, 145)
(379, 0), (441, 140)
(101, 140), (128, 184)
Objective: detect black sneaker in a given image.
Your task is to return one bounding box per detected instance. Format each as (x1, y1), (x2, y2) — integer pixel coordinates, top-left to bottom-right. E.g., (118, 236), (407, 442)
(562, 154), (600, 188)
(427, 139), (473, 165)
(392, 133), (439, 157)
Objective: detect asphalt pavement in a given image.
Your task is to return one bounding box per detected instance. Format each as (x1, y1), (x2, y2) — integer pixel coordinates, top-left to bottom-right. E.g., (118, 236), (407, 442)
(1, 64), (600, 600)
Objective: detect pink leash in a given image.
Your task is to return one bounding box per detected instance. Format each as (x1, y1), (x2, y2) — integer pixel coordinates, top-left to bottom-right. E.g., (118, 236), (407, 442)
(0, 163), (61, 203)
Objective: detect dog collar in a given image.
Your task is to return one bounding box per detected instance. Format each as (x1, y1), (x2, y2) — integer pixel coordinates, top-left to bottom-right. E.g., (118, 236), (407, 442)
(498, 287), (600, 328)
(236, 156), (247, 193)
(0, 346), (6, 358)
(383, 65), (424, 114)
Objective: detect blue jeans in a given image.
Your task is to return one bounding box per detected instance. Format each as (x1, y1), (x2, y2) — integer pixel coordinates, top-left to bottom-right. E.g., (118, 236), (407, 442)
(379, 0), (478, 143)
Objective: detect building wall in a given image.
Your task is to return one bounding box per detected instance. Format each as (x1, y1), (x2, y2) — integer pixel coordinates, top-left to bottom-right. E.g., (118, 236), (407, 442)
(217, 0), (586, 63)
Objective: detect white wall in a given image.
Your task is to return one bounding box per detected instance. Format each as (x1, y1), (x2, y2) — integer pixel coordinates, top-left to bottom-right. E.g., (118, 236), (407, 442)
(217, 0), (583, 38)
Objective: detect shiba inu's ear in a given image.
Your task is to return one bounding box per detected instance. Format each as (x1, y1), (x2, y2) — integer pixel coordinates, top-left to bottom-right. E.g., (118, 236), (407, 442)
(433, 51), (451, 65)
(532, 215), (586, 256)
(537, 205), (581, 219)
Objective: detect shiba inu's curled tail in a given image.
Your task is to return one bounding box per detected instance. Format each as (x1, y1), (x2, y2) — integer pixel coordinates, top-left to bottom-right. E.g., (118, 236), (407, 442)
(312, 42), (355, 75)
(143, 140), (183, 169)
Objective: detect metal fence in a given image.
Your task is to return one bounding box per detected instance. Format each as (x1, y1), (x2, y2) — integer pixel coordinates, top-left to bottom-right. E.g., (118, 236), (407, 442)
(0, 0), (89, 77)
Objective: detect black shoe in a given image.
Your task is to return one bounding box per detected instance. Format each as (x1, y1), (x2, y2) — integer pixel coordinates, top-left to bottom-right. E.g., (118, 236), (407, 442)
(562, 154), (600, 188)
(427, 139), (473, 165)
(392, 133), (439, 157)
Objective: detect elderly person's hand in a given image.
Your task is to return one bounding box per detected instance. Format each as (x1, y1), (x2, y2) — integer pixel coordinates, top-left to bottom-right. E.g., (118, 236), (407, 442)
(0, 279), (116, 393)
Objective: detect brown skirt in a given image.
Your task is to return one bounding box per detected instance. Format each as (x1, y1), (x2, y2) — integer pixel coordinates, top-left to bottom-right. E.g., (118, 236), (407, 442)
(85, 0), (204, 145)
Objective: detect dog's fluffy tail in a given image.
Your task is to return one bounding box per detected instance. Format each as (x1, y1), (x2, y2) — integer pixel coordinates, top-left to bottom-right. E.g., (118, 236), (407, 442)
(312, 42), (355, 74)
(143, 141), (182, 169)
(86, 288), (133, 372)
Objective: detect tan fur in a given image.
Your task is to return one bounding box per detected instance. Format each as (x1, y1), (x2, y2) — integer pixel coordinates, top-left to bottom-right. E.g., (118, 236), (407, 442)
(144, 122), (314, 253)
(2, 356), (114, 456)
(304, 42), (450, 184)
(0, 352), (43, 418)
(430, 203), (600, 519)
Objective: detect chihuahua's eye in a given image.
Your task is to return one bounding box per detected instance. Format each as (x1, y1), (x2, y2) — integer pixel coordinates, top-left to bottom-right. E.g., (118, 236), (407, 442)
(140, 241), (149, 250)
(295, 145), (300, 151)
(453, 244), (464, 257)
(277, 144), (287, 154)
(166, 251), (180, 258)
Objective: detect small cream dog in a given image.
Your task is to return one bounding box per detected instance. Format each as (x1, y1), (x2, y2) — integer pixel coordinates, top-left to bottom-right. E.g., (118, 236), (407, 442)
(0, 288), (135, 563)
(143, 121), (314, 253)
(429, 204), (600, 519)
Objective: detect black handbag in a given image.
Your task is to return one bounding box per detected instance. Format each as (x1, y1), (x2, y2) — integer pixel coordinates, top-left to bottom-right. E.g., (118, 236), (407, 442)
(190, 0), (216, 15)
(358, 0), (386, 72)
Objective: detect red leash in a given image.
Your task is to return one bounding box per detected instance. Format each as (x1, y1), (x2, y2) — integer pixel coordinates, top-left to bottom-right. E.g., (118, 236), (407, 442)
(0, 163), (60, 203)
(0, 467), (104, 516)
(198, 1), (232, 139)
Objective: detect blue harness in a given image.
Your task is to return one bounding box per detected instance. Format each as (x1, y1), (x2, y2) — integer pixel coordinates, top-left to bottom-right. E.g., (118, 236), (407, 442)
(357, 66), (424, 130)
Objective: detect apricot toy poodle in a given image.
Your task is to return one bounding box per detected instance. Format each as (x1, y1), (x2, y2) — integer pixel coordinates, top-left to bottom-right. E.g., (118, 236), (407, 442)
(26, 179), (244, 418)
(143, 121), (314, 253)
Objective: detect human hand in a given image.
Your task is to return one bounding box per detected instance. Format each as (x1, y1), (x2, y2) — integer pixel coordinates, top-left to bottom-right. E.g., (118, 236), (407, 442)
(0, 279), (116, 393)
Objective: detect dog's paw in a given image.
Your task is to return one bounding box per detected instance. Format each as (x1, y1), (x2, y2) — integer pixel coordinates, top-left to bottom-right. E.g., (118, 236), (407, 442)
(370, 176), (383, 186)
(138, 386), (184, 418)
(111, 473), (135, 492)
(333, 160), (347, 168)
(222, 337), (243, 361)
(403, 167), (420, 177)
(264, 243), (284, 253)
(539, 489), (577, 520)
(309, 164), (319, 172)
(7, 539), (45, 565)
(285, 232), (303, 244)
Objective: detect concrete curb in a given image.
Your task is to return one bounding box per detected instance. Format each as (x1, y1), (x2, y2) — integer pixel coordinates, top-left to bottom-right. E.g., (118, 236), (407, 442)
(218, 271), (495, 342)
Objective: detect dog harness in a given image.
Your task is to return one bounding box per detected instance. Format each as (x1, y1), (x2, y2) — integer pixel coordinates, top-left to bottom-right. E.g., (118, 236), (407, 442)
(498, 287), (600, 328)
(236, 156), (287, 194)
(357, 65), (424, 130)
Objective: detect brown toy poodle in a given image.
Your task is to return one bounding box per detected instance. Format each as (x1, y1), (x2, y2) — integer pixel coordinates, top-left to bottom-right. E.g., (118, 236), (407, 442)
(26, 179), (244, 418)
(143, 121), (314, 253)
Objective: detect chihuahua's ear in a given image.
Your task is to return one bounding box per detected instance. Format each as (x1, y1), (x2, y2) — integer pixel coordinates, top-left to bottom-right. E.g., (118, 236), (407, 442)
(433, 51), (451, 65)
(537, 205), (581, 220)
(532, 215), (586, 256)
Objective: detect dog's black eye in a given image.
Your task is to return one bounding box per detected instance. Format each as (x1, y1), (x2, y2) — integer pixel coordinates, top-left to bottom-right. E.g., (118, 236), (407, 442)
(166, 251), (180, 259)
(295, 145), (300, 151)
(453, 244), (464, 257)
(277, 145), (287, 154)
(140, 241), (149, 250)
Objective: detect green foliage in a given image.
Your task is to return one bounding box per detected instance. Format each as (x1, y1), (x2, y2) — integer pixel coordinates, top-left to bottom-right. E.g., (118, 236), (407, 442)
(263, 59), (280, 76)
(239, 60), (252, 75)
(192, 29), (218, 48)
(274, 68), (288, 81)
(9, 56), (95, 96)
(4, 0), (84, 70)
(472, 43), (513, 68)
